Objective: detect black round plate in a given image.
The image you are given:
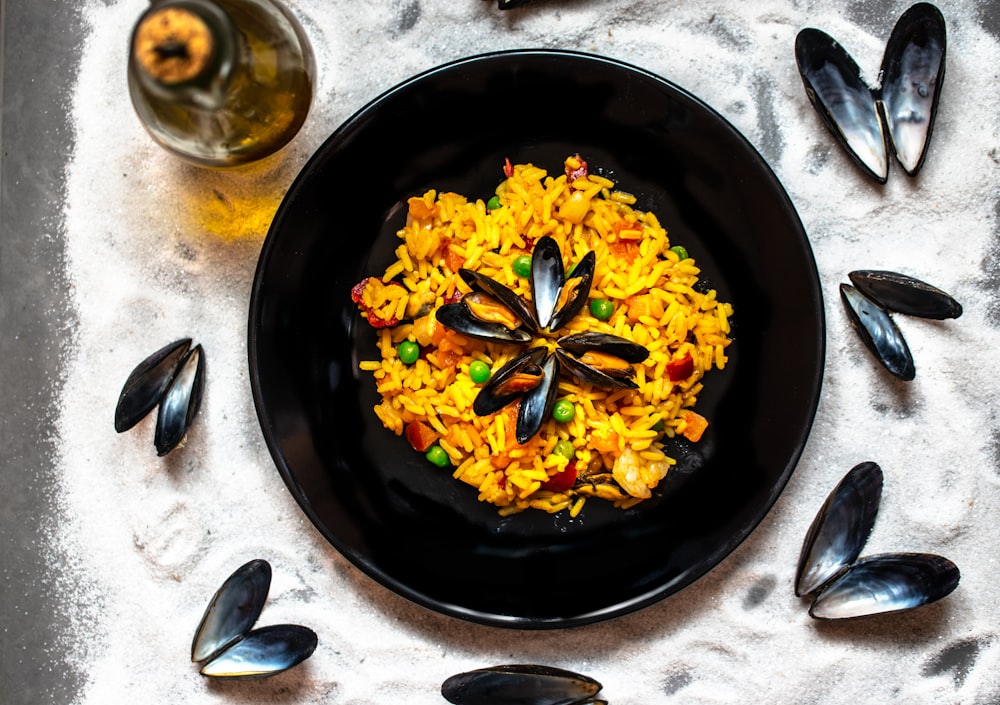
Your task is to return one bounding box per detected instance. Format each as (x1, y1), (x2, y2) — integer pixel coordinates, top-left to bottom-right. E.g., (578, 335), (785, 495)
(248, 50), (824, 628)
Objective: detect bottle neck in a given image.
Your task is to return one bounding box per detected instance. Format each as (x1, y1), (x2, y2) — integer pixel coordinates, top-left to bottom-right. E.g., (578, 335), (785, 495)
(131, 0), (241, 109)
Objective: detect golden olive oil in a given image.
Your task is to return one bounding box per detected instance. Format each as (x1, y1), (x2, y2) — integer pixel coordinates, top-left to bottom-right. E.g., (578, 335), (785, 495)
(128, 0), (315, 168)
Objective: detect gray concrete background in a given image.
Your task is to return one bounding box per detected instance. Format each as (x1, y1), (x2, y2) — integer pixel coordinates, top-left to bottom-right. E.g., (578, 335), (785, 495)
(1, 1), (83, 702)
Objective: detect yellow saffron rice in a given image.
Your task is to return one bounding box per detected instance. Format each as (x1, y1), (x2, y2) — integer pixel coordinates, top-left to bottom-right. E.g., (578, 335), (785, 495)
(355, 156), (734, 516)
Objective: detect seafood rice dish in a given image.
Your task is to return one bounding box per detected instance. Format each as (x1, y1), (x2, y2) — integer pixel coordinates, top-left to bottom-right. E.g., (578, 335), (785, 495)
(353, 155), (733, 516)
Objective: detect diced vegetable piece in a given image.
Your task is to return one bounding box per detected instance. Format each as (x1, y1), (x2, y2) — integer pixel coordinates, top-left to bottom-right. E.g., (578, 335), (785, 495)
(667, 354), (694, 381)
(405, 421), (438, 452)
(680, 410), (708, 442)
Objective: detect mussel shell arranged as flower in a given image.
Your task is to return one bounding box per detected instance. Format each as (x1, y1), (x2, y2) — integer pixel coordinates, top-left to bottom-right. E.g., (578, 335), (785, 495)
(114, 338), (206, 455)
(795, 3), (946, 183)
(436, 235), (649, 443)
(191, 559), (317, 679)
(796, 461), (960, 619)
(442, 664), (604, 705)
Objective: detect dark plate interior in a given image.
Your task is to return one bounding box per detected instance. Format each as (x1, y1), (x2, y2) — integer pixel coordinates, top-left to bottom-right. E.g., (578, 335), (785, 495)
(248, 49), (824, 628)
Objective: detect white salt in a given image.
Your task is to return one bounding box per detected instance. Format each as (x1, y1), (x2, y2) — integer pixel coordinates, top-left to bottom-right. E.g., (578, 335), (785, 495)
(54, 0), (1000, 703)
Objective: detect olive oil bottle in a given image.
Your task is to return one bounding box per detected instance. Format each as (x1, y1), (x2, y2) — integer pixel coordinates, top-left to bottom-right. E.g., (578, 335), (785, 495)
(128, 0), (315, 168)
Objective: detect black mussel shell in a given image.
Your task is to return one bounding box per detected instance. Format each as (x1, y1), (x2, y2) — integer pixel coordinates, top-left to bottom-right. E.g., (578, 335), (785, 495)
(496, 0), (531, 8)
(840, 284), (915, 380)
(555, 348), (638, 390)
(795, 461), (883, 597)
(879, 2), (946, 176)
(154, 343), (206, 455)
(442, 664), (603, 705)
(547, 251), (595, 333)
(531, 236), (566, 330)
(436, 299), (533, 344)
(114, 338), (191, 433)
(809, 552), (960, 620)
(199, 624), (318, 679)
(795, 27), (888, 183)
(557, 331), (650, 364)
(192, 559), (271, 664)
(515, 352), (560, 444)
(530, 237), (595, 332)
(473, 347), (549, 417)
(459, 268), (539, 335)
(848, 270), (961, 319)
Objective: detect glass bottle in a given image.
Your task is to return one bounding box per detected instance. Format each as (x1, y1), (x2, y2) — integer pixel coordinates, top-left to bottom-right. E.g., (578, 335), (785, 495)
(128, 0), (315, 168)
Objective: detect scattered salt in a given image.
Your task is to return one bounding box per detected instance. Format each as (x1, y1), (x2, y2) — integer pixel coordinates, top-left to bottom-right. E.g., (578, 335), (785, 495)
(53, 0), (1000, 703)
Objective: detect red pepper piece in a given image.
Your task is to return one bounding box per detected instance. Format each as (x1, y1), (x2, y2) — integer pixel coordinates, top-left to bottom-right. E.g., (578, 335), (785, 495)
(405, 420), (438, 452)
(542, 464), (577, 491)
(351, 277), (405, 328)
(666, 353), (694, 382)
(503, 157), (514, 178)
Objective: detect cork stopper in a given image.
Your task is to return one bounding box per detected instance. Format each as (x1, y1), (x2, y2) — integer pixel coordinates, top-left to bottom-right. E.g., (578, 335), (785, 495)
(133, 6), (214, 84)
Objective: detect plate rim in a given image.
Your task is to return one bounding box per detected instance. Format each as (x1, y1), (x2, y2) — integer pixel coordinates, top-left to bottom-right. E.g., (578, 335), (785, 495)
(248, 48), (826, 628)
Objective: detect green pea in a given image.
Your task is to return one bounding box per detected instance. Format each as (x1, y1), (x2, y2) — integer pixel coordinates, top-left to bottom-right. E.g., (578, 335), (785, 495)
(670, 245), (689, 260)
(469, 359), (491, 384)
(512, 254), (532, 278)
(590, 298), (614, 321)
(398, 340), (420, 364)
(425, 444), (450, 467)
(552, 399), (575, 423)
(552, 439), (576, 461)
(486, 195), (502, 211)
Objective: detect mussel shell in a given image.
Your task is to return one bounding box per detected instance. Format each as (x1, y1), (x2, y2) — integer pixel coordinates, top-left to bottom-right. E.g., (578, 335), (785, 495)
(473, 347), (548, 416)
(459, 268), (539, 334)
(556, 348), (638, 389)
(114, 338), (192, 433)
(795, 461), (883, 597)
(848, 270), (961, 319)
(809, 552), (960, 620)
(515, 352), (560, 444)
(436, 300), (533, 344)
(795, 27), (888, 183)
(199, 624), (318, 679)
(530, 237), (596, 333)
(531, 236), (566, 330)
(441, 664), (602, 705)
(557, 331), (650, 364)
(879, 2), (946, 176)
(547, 251), (596, 332)
(839, 284), (915, 381)
(192, 558), (271, 664)
(154, 343), (206, 455)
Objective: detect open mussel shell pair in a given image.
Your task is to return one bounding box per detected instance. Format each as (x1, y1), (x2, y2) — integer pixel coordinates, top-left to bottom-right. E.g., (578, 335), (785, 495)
(840, 270), (962, 381)
(795, 461), (960, 620)
(795, 2), (945, 183)
(114, 338), (205, 455)
(442, 664), (606, 705)
(472, 332), (649, 444)
(191, 559), (317, 679)
(436, 236), (595, 343)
